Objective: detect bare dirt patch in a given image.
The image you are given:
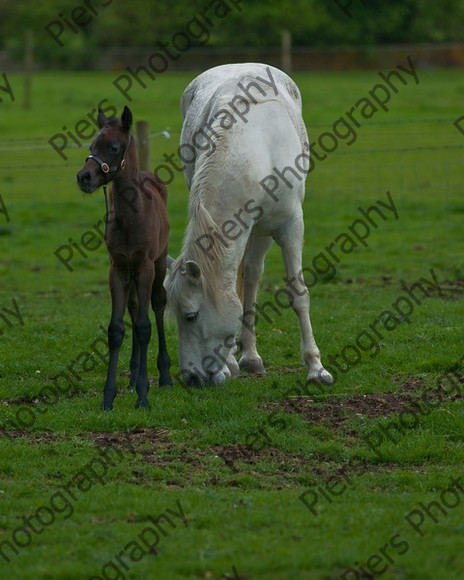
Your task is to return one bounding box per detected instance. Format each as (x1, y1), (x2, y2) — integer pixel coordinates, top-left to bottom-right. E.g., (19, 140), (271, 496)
(439, 278), (464, 300)
(264, 372), (464, 436)
(88, 427), (171, 448)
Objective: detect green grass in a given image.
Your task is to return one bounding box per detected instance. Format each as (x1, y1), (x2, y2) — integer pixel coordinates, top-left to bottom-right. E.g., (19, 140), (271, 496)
(0, 67), (463, 579)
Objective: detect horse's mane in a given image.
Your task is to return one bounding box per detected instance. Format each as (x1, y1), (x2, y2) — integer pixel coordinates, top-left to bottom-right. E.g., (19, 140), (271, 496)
(167, 195), (225, 310)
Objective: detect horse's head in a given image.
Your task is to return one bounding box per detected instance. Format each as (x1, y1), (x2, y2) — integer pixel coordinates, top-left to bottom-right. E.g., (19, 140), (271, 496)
(76, 105), (133, 193)
(166, 259), (242, 387)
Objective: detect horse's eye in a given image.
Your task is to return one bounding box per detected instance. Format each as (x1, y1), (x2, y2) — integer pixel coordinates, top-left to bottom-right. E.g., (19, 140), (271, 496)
(185, 311), (199, 322)
(110, 143), (120, 154)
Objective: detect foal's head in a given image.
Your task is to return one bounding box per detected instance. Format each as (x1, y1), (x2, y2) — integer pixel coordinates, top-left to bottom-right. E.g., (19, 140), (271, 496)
(77, 105), (133, 193)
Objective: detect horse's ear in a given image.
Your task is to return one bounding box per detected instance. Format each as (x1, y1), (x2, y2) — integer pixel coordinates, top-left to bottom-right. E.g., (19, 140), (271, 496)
(184, 260), (201, 284)
(97, 109), (107, 129)
(166, 255), (176, 270)
(121, 106), (132, 132)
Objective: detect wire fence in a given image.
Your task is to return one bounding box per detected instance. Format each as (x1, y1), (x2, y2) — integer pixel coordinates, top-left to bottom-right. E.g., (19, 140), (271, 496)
(0, 115), (460, 282)
(0, 117), (461, 175)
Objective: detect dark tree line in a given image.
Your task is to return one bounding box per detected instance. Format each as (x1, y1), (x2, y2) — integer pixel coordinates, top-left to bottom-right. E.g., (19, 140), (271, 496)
(1, 0), (463, 67)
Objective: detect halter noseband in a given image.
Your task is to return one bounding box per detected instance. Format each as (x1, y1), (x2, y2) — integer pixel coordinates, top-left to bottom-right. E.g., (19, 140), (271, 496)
(86, 134), (132, 181)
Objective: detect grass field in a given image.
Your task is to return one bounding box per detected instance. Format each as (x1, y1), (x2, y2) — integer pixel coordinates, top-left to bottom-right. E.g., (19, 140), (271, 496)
(0, 63), (463, 580)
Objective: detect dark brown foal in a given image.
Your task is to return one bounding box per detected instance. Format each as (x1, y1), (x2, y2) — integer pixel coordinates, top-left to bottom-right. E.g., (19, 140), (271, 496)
(76, 105), (172, 410)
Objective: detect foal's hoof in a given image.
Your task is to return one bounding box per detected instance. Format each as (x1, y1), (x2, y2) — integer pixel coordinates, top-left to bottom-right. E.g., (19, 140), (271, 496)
(101, 402), (114, 411)
(135, 398), (151, 409)
(159, 376), (173, 388)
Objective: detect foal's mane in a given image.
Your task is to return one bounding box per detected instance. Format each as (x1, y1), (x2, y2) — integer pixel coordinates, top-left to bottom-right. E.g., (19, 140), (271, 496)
(102, 116), (122, 129)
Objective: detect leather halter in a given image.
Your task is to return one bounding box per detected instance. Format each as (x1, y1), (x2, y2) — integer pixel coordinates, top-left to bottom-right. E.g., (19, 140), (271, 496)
(86, 134), (132, 182)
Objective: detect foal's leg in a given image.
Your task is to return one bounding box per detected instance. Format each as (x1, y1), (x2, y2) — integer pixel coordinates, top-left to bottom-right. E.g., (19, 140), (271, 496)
(127, 285), (140, 389)
(103, 264), (129, 410)
(275, 214), (333, 385)
(152, 255), (172, 387)
(133, 260), (155, 408)
(238, 236), (273, 374)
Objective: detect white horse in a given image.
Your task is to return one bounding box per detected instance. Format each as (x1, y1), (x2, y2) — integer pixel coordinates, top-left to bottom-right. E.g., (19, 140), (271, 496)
(166, 63), (332, 387)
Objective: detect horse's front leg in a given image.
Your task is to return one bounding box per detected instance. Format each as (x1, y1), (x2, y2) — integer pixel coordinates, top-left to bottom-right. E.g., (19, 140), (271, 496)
(239, 236), (273, 374)
(134, 260), (155, 408)
(275, 215), (333, 386)
(103, 264), (129, 410)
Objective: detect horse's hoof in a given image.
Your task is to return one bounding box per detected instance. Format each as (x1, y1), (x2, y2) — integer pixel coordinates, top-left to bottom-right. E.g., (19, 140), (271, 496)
(227, 358), (240, 378)
(239, 357), (266, 374)
(101, 402), (114, 411)
(306, 368), (333, 386)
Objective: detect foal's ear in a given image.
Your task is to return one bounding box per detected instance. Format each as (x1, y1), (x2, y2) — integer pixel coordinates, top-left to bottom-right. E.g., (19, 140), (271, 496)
(184, 260), (202, 284)
(121, 106), (133, 133)
(97, 109), (107, 129)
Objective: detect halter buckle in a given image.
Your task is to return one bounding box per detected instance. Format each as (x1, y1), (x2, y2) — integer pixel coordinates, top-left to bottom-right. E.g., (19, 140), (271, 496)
(101, 162), (110, 173)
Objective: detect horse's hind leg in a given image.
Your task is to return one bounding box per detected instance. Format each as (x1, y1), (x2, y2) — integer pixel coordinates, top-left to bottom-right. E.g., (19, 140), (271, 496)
(239, 236), (273, 374)
(275, 212), (333, 386)
(152, 255), (172, 387)
(133, 260), (155, 408)
(127, 285), (140, 390)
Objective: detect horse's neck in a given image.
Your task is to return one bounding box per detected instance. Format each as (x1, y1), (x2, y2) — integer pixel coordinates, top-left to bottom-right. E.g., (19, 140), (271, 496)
(111, 165), (142, 219)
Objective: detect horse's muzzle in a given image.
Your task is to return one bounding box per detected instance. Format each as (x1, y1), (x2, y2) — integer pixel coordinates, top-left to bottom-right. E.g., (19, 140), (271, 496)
(76, 168), (100, 193)
(184, 369), (227, 388)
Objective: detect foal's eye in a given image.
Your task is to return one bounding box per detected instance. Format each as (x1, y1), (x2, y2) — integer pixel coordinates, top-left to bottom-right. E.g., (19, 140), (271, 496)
(185, 311), (199, 322)
(110, 143), (120, 154)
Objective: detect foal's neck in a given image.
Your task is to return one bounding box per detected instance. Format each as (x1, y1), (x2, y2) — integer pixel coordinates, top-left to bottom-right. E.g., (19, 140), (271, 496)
(110, 158), (143, 222)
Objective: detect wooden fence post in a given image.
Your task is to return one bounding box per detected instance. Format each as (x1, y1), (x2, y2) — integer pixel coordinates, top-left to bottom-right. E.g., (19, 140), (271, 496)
(281, 29), (292, 73)
(23, 29), (34, 110)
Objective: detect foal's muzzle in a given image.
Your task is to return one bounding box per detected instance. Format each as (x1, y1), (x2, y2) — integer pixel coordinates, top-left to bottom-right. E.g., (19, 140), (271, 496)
(76, 163), (104, 194)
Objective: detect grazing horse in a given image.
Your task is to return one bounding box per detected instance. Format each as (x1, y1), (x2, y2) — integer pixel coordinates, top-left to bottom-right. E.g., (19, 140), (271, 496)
(76, 106), (172, 410)
(166, 63), (332, 387)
